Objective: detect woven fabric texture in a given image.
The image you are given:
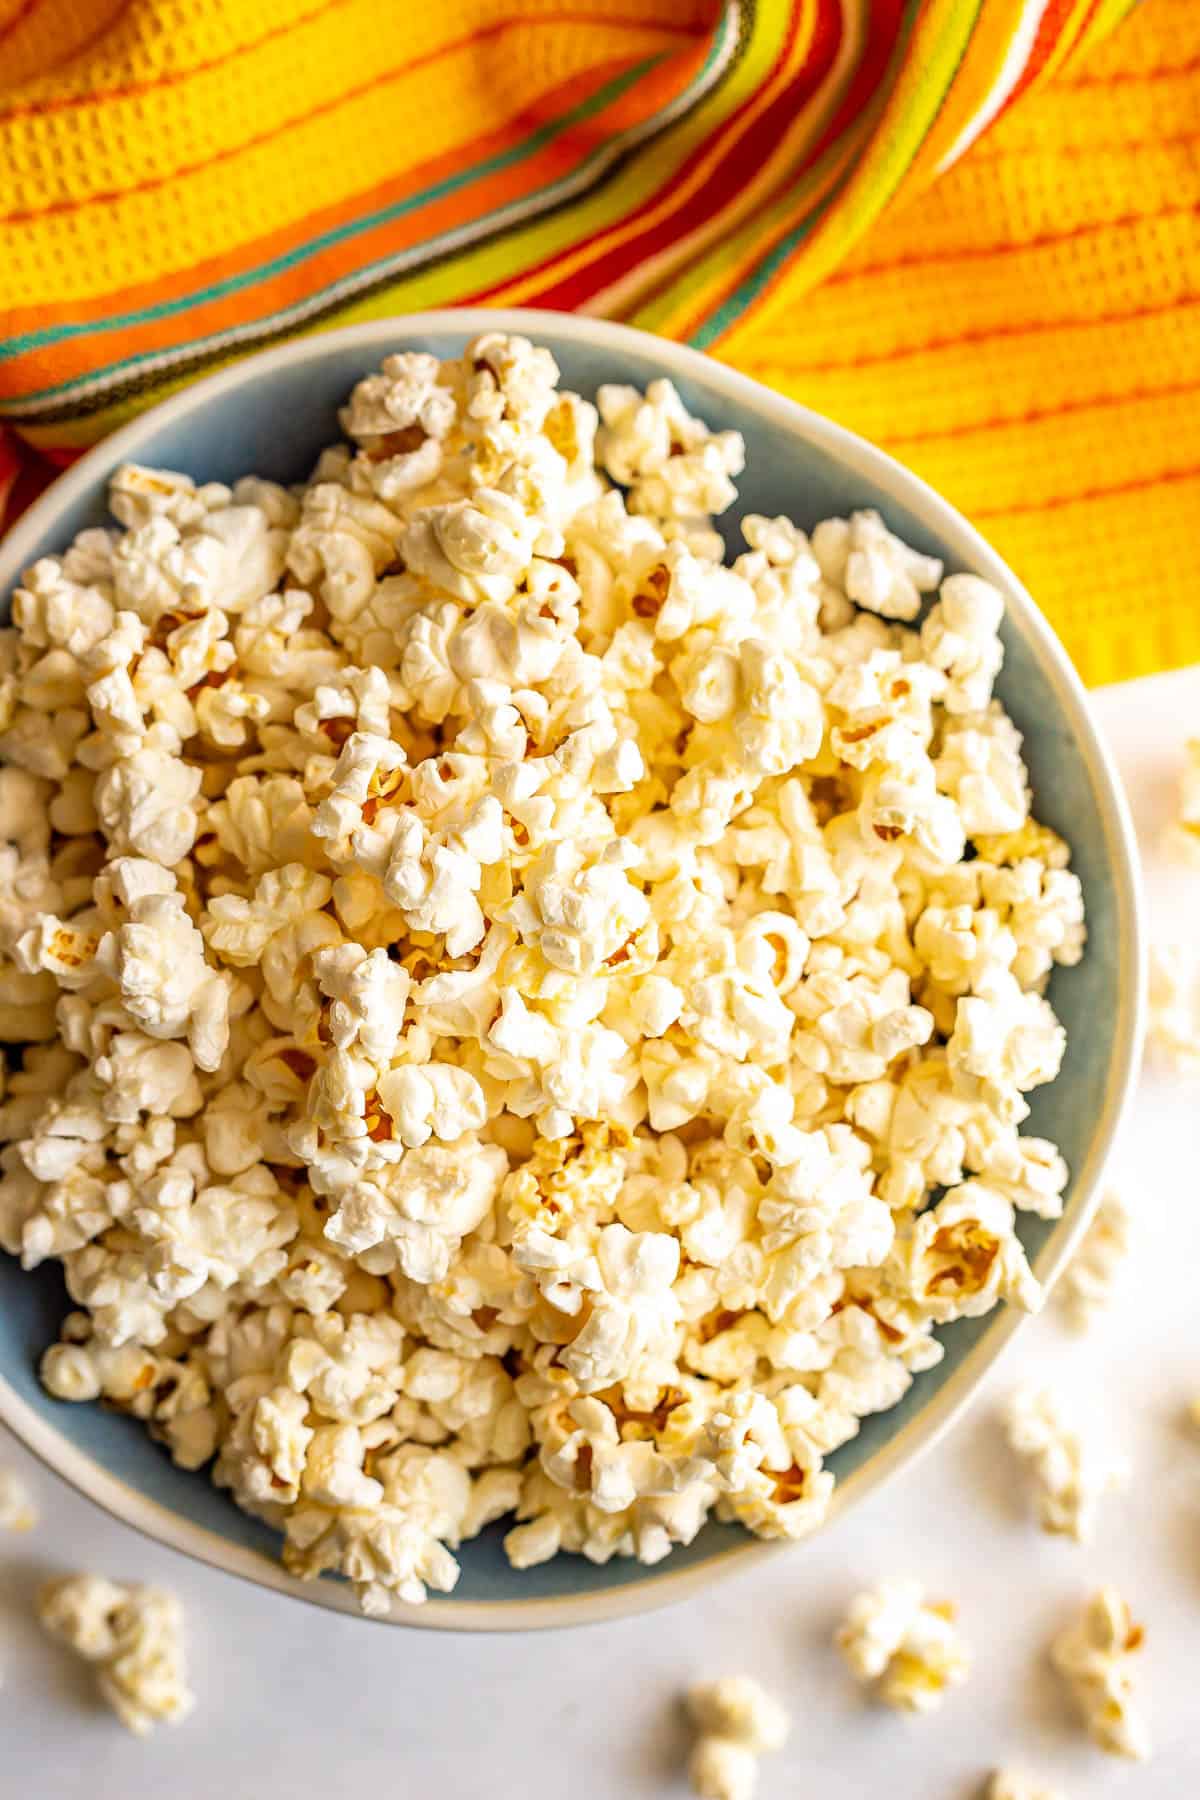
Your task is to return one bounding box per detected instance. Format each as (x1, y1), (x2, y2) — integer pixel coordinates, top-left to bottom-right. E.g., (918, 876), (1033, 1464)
(1, 0), (1195, 685)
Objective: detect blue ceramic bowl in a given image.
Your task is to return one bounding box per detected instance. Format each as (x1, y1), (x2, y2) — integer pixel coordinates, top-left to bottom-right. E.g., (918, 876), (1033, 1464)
(0, 311), (1143, 1629)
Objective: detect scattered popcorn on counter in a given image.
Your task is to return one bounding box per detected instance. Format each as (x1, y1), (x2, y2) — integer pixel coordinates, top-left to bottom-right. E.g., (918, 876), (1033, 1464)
(0, 335), (1084, 1609)
(1003, 1386), (1126, 1543)
(0, 1466), (37, 1530)
(1050, 1587), (1149, 1760)
(1147, 944), (1200, 1076)
(835, 1577), (969, 1712)
(1168, 737), (1200, 863)
(36, 1573), (193, 1735)
(685, 1675), (789, 1800)
(1057, 1188), (1131, 1330)
(986, 1771), (1064, 1800)
(688, 1734), (759, 1800)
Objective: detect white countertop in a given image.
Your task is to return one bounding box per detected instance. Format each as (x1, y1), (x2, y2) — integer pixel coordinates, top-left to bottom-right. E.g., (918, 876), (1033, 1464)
(2, 666), (1198, 1800)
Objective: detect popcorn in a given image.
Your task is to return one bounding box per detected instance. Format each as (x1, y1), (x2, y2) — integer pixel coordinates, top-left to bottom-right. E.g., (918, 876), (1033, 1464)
(0, 338), (1082, 1609)
(95, 742), (202, 864)
(685, 1675), (790, 1752)
(893, 1182), (1041, 1321)
(685, 1675), (788, 1800)
(37, 1574), (193, 1735)
(1147, 943), (1200, 1075)
(596, 377), (744, 541)
(947, 969), (1065, 1120)
(1168, 735), (1200, 863)
(812, 510), (942, 622)
(98, 889), (233, 1071)
(0, 1466), (37, 1530)
(1050, 1587), (1150, 1759)
(986, 1773), (1064, 1800)
(920, 574), (1004, 714)
(835, 1578), (970, 1711)
(1003, 1385), (1126, 1542)
(1058, 1187), (1131, 1330)
(687, 1733), (759, 1800)
(341, 351), (456, 499)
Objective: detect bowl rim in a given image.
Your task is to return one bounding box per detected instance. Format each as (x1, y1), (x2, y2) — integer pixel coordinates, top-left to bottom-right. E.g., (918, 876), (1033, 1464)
(0, 306), (1145, 1632)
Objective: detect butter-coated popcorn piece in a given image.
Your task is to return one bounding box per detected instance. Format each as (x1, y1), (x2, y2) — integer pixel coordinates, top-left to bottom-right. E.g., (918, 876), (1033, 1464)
(375, 1062), (488, 1147)
(895, 1181), (1040, 1320)
(38, 1574), (194, 1735)
(1051, 1588), (1150, 1759)
(836, 1577), (969, 1712)
(0, 338), (1083, 1610)
(1004, 1385), (1126, 1542)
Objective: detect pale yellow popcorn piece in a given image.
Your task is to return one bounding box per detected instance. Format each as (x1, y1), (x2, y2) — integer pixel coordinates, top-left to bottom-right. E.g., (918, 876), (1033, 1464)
(986, 1770), (1065, 1800)
(1147, 943), (1200, 1075)
(1050, 1587), (1150, 1760)
(835, 1578), (969, 1713)
(686, 1675), (790, 1753)
(1058, 1187), (1131, 1330)
(38, 1574), (194, 1736)
(684, 1675), (788, 1800)
(1003, 1385), (1126, 1542)
(0, 1467), (37, 1531)
(1167, 736), (1200, 864)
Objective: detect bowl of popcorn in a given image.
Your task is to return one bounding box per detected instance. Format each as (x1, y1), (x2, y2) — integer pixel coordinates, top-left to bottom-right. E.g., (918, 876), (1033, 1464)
(0, 311), (1142, 1629)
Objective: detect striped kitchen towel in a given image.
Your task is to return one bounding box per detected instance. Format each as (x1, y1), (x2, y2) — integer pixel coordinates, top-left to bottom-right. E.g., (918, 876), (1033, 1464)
(2, 0), (1197, 684)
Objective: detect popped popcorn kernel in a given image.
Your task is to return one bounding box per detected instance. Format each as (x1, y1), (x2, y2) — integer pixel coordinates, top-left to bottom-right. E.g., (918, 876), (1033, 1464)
(685, 1674), (788, 1800)
(1057, 1187), (1131, 1330)
(0, 1466), (37, 1530)
(686, 1675), (790, 1753)
(835, 1577), (969, 1712)
(1051, 1587), (1149, 1760)
(1147, 943), (1200, 1076)
(688, 1733), (760, 1800)
(1003, 1384), (1126, 1543)
(0, 337), (1083, 1608)
(986, 1771), (1064, 1800)
(37, 1573), (193, 1735)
